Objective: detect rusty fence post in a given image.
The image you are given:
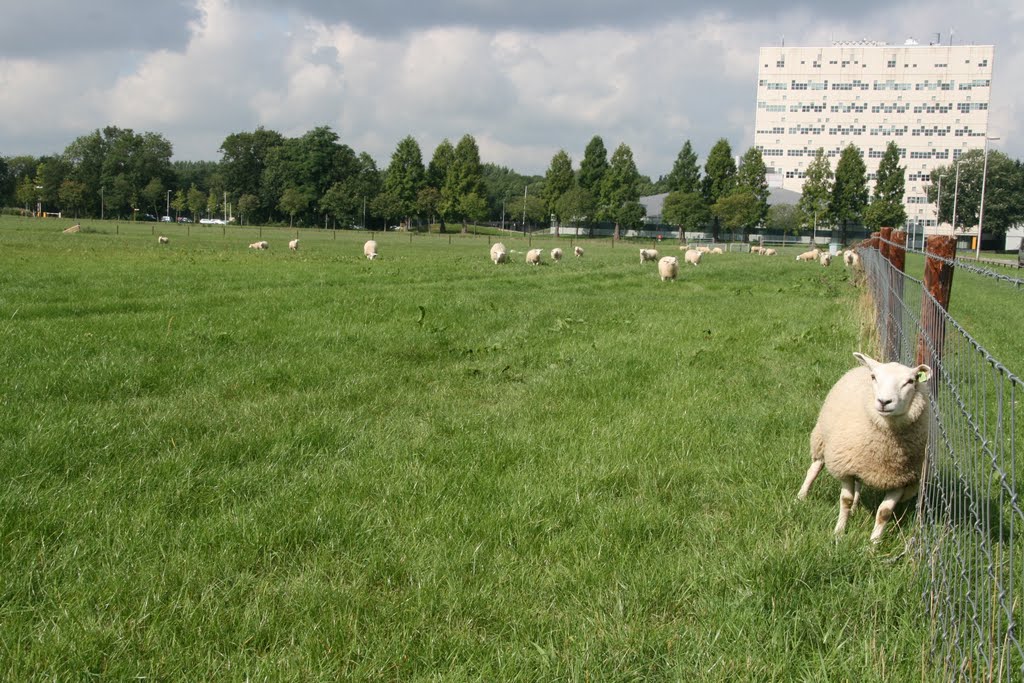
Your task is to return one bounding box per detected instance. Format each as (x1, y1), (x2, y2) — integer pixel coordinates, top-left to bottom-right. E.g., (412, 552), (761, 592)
(885, 230), (907, 361)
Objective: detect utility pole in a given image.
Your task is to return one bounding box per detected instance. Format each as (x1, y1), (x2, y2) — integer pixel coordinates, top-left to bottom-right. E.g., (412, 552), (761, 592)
(522, 185), (528, 232)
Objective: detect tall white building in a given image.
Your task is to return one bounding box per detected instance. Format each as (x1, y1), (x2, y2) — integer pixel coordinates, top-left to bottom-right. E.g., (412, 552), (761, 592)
(753, 40), (994, 235)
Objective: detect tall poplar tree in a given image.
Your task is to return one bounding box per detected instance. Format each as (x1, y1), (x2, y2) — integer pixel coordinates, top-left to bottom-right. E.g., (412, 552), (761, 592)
(797, 148), (833, 233)
(666, 140), (701, 194)
(829, 144), (869, 244)
(427, 139), (456, 232)
(863, 141), (907, 230)
(701, 139), (737, 241)
(600, 143), (642, 240)
(443, 134), (486, 233)
(578, 136), (608, 197)
(383, 135), (425, 230)
(736, 146), (770, 227)
(543, 150), (574, 236)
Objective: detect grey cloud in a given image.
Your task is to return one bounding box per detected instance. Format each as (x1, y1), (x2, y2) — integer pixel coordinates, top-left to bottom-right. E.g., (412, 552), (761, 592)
(236, 0), (898, 35)
(0, 1), (198, 58)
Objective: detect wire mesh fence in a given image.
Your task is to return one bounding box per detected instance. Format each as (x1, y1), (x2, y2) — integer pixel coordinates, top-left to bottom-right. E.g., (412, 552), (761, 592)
(859, 229), (1023, 681)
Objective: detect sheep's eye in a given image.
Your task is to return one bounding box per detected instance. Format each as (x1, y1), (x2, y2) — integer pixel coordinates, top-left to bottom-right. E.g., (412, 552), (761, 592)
(905, 378), (915, 386)
(870, 374), (876, 381)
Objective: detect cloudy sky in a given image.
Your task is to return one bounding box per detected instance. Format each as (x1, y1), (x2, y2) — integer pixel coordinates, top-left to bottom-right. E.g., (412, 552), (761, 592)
(1, 0), (1020, 179)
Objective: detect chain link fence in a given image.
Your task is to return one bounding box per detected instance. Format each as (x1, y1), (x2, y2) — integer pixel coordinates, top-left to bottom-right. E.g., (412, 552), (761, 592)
(860, 229), (1023, 681)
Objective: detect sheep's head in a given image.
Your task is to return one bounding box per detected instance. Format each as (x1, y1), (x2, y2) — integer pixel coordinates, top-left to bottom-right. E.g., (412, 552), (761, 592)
(854, 352), (932, 418)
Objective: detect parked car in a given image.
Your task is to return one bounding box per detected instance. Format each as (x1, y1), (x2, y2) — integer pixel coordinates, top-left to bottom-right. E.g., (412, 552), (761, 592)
(177, 217), (192, 223)
(161, 216), (172, 222)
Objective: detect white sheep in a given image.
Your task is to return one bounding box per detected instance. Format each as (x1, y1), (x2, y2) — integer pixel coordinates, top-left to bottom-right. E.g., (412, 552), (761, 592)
(696, 246), (712, 254)
(364, 240), (378, 260)
(157, 235), (169, 245)
(763, 248), (777, 256)
(658, 256), (679, 281)
(490, 242), (508, 264)
(550, 247), (563, 262)
(574, 246), (584, 258)
(289, 238), (300, 251)
(750, 246), (765, 255)
(797, 352), (933, 542)
(684, 248), (702, 266)
(819, 253), (833, 267)
(796, 248), (822, 262)
(711, 247), (724, 255)
(526, 248), (543, 265)
(248, 241), (269, 250)
(844, 250), (860, 268)
(640, 248), (659, 263)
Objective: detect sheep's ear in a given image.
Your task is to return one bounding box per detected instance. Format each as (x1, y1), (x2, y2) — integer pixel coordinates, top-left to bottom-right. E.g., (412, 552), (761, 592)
(915, 365), (933, 383)
(853, 352), (877, 369)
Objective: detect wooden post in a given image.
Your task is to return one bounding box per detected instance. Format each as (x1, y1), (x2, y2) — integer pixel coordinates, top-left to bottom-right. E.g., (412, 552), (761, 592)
(884, 230), (907, 362)
(915, 236), (957, 370)
(870, 231), (880, 251)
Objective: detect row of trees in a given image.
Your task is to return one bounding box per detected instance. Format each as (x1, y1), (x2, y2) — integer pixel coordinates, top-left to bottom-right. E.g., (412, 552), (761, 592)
(3, 126), (1023, 236)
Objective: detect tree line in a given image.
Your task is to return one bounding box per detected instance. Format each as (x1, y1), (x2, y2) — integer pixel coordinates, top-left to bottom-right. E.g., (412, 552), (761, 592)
(1, 126), (1022, 237)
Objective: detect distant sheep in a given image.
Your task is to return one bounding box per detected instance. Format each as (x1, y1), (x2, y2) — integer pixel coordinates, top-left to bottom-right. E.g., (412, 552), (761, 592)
(711, 247), (724, 255)
(819, 253), (833, 267)
(289, 238), (300, 251)
(248, 241), (269, 250)
(763, 248), (777, 256)
(550, 247), (563, 262)
(750, 246), (765, 255)
(697, 246), (712, 254)
(796, 248), (822, 262)
(684, 248), (702, 266)
(157, 235), (169, 245)
(526, 248), (543, 265)
(364, 240), (378, 260)
(490, 242), (508, 264)
(797, 352), (933, 542)
(658, 256), (679, 281)
(640, 248), (659, 263)
(843, 250), (860, 268)
(574, 246), (584, 258)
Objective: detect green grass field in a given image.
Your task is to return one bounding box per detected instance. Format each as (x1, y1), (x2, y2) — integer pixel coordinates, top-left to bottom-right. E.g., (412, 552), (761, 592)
(1, 217), (936, 679)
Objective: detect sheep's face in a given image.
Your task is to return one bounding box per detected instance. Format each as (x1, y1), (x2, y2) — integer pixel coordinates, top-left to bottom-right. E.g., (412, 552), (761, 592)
(854, 352), (932, 417)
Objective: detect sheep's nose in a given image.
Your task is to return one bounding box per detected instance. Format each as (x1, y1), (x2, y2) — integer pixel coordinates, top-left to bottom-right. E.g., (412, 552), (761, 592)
(878, 398), (893, 409)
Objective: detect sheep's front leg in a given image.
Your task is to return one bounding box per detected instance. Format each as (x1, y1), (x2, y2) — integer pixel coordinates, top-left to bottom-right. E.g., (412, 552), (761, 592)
(797, 460), (824, 500)
(870, 487), (906, 543)
(834, 477), (857, 535)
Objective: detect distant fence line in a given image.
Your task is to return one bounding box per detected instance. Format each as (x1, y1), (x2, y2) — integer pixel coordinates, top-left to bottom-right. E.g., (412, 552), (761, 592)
(860, 228), (1023, 681)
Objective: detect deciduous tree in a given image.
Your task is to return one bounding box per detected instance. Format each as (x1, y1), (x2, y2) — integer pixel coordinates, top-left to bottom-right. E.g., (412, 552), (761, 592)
(863, 141), (907, 230)
(829, 144), (869, 244)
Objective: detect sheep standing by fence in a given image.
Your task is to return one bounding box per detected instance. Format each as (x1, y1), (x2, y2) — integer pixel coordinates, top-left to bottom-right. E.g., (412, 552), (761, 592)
(797, 352), (932, 542)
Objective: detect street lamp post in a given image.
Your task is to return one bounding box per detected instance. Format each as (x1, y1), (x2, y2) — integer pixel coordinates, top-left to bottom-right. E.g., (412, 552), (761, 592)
(976, 135), (1000, 259)
(166, 190), (171, 220)
(951, 160), (960, 236)
(934, 174), (947, 250)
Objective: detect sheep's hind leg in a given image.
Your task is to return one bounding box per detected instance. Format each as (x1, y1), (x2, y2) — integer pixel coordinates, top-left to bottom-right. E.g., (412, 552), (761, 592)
(797, 460), (824, 500)
(834, 477), (857, 535)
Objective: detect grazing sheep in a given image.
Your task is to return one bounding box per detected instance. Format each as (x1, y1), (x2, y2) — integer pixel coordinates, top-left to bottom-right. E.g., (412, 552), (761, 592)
(157, 235), (170, 245)
(844, 250), (860, 267)
(640, 248), (659, 263)
(526, 248), (543, 265)
(796, 248), (822, 262)
(364, 240), (378, 260)
(658, 256), (679, 281)
(797, 352), (933, 542)
(819, 253), (833, 267)
(289, 238), (300, 251)
(697, 246), (712, 254)
(763, 248), (777, 256)
(490, 242), (508, 264)
(750, 246), (765, 255)
(550, 247), (563, 262)
(574, 246), (584, 258)
(684, 248), (702, 266)
(249, 241), (269, 250)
